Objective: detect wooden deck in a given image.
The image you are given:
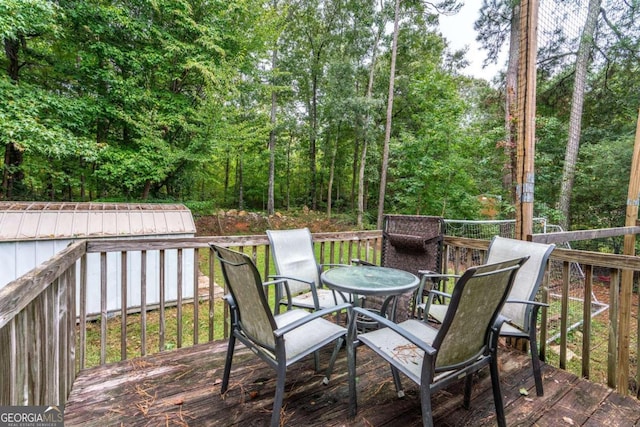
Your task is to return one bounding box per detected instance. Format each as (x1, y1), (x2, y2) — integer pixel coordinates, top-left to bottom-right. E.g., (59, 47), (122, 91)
(65, 340), (640, 426)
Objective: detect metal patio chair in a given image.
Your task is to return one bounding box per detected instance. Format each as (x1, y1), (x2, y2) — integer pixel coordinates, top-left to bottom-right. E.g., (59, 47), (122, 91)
(422, 236), (555, 396)
(212, 245), (350, 427)
(352, 215), (444, 325)
(267, 227), (351, 314)
(347, 257), (528, 427)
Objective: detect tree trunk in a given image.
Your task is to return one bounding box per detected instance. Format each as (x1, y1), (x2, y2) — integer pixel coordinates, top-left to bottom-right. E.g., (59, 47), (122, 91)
(327, 130), (339, 218)
(557, 0), (601, 230)
(224, 155), (230, 204)
(267, 45), (278, 215)
(236, 154), (244, 210)
(141, 180), (151, 200)
(357, 22), (382, 229)
(286, 134), (292, 210)
(376, 0), (400, 229)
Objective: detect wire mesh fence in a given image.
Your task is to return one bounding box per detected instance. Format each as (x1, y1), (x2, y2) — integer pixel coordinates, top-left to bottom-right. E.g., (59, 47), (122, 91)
(443, 218), (608, 348)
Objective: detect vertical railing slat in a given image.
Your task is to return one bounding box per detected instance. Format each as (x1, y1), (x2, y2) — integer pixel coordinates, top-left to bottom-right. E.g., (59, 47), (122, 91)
(559, 261), (570, 370)
(79, 253), (87, 370)
(539, 265), (549, 362)
(100, 252), (107, 365)
(209, 246), (215, 342)
(193, 247), (200, 345)
(140, 250), (147, 357)
(581, 264), (593, 379)
(159, 249), (166, 352)
(177, 248), (183, 348)
(121, 251), (128, 360)
(608, 268), (620, 388)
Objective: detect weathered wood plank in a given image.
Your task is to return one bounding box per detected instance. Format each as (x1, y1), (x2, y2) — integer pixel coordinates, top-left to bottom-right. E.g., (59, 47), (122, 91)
(583, 389), (640, 426)
(529, 226), (640, 245)
(64, 340), (640, 427)
(506, 368), (578, 426)
(532, 378), (611, 426)
(85, 231), (382, 253)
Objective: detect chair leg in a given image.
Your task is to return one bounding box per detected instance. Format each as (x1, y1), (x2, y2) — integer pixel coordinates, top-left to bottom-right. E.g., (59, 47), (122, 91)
(420, 384), (434, 427)
(463, 373), (473, 409)
(313, 350), (320, 372)
(221, 334), (236, 393)
(390, 365), (405, 398)
(271, 362), (287, 427)
(489, 355), (507, 427)
(323, 337), (344, 385)
(347, 337), (357, 418)
(529, 331), (544, 396)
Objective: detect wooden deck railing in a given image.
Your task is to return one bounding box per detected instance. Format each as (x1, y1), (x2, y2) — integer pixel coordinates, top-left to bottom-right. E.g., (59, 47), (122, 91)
(1, 230), (639, 407)
(0, 231), (380, 406)
(444, 235), (640, 397)
(0, 240), (84, 406)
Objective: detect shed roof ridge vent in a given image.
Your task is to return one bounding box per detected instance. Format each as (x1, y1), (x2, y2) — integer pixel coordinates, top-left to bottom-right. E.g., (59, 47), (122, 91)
(34, 204), (46, 239)
(22, 203), (38, 239)
(53, 203), (61, 238)
(126, 204), (132, 235)
(70, 203), (77, 237)
(0, 210), (7, 239)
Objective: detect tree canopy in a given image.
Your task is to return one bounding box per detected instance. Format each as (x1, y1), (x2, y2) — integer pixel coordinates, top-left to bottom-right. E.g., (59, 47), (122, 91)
(1, 0), (638, 233)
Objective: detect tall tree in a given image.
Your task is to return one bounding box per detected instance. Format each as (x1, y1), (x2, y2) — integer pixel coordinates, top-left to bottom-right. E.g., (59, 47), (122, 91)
(476, 0), (521, 204)
(557, 0), (601, 230)
(376, 0), (400, 228)
(358, 18), (383, 228)
(267, 40), (278, 215)
(279, 0), (342, 210)
(376, 0), (462, 227)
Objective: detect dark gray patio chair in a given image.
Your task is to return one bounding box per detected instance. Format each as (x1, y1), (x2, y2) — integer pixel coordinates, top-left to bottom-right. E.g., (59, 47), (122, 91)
(347, 257), (528, 427)
(421, 236), (555, 396)
(212, 245), (350, 427)
(352, 214), (444, 325)
(267, 227), (352, 314)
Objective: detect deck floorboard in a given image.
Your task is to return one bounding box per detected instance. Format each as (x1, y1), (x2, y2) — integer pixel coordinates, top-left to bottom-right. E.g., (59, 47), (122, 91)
(65, 340), (640, 426)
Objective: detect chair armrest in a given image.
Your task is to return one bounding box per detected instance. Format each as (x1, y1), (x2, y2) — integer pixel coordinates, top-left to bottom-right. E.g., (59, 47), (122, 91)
(350, 259), (376, 266)
(273, 303), (352, 337)
(263, 278), (289, 288)
(505, 299), (549, 308)
(493, 314), (510, 330)
(321, 263), (351, 269)
(269, 275), (314, 285)
(419, 289), (453, 319)
(429, 290), (452, 299)
(263, 278), (296, 311)
(223, 293), (236, 308)
(351, 307), (437, 355)
(490, 314), (510, 346)
(418, 271), (460, 279)
(223, 294), (239, 324)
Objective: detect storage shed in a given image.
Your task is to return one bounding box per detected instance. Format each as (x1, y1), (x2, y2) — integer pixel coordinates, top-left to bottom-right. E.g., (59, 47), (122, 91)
(0, 202), (197, 316)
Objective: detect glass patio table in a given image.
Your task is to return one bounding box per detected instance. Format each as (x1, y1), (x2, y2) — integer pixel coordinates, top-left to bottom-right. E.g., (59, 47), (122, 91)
(321, 266), (419, 326)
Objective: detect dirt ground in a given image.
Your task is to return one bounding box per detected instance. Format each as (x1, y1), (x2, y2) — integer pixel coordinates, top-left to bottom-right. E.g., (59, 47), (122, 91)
(194, 209), (357, 236)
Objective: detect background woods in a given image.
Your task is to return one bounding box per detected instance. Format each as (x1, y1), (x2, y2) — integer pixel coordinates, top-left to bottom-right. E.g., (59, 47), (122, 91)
(1, 0), (639, 234)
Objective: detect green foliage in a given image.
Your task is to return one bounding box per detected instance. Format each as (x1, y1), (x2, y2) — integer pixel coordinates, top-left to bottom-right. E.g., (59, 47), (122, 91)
(0, 0), (637, 232)
(572, 137), (633, 230)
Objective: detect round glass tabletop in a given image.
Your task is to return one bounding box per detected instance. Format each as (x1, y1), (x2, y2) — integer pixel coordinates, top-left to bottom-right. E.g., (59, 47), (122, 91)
(321, 266), (419, 296)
